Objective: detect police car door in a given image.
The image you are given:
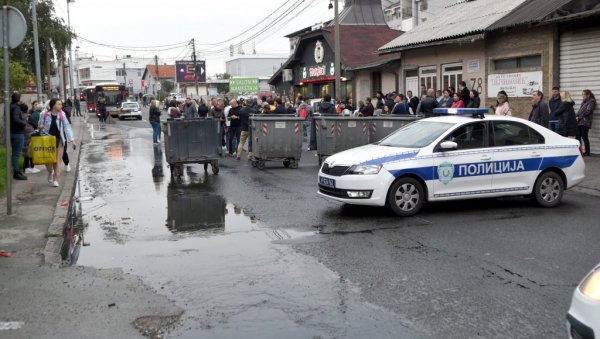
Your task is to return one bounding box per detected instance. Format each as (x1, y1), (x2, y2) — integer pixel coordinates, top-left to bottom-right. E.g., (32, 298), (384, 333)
(490, 121), (546, 192)
(432, 121), (491, 199)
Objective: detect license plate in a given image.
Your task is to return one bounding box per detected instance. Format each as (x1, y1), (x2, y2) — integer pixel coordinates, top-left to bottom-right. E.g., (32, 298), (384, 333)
(319, 176), (336, 188)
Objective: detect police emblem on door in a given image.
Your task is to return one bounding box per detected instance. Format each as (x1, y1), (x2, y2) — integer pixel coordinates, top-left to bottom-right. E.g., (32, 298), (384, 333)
(437, 162), (454, 185)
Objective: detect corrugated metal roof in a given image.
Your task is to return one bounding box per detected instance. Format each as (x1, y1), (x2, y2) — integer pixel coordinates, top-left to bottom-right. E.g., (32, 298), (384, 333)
(487, 0), (573, 30)
(378, 0), (527, 52)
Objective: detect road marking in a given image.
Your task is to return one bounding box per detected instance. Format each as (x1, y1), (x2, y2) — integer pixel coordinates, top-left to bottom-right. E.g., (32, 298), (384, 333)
(0, 321), (24, 330)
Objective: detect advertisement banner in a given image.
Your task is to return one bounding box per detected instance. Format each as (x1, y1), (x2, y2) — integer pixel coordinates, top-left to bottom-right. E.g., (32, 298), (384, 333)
(230, 78), (259, 93)
(488, 71), (543, 98)
(176, 60), (206, 83)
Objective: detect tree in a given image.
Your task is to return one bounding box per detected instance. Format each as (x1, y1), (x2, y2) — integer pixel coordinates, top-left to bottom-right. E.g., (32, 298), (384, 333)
(0, 59), (34, 96)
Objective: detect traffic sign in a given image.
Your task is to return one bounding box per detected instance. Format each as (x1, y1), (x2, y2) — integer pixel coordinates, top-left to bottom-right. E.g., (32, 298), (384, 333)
(156, 82), (162, 91)
(0, 6), (27, 48)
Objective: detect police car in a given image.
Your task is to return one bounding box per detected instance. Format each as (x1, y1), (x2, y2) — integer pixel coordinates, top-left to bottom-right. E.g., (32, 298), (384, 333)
(567, 262), (600, 339)
(317, 108), (585, 216)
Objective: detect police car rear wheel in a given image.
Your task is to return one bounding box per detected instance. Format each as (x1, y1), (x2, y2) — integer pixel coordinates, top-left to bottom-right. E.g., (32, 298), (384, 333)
(388, 177), (424, 217)
(533, 171), (563, 208)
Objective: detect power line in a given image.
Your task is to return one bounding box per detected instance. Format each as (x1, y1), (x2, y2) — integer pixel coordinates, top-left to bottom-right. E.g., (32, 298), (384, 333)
(201, 0), (311, 55)
(76, 36), (190, 52)
(193, 0), (296, 46)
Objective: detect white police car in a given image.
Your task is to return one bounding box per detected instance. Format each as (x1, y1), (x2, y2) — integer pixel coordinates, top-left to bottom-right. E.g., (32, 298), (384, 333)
(567, 263), (600, 339)
(317, 108), (585, 216)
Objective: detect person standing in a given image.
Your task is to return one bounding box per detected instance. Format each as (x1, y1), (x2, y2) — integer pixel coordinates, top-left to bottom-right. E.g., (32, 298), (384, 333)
(236, 99), (254, 161)
(439, 89), (453, 108)
(416, 88), (439, 117)
(209, 99), (226, 149)
(74, 96), (82, 117)
(467, 90), (481, 108)
(227, 99), (242, 156)
(20, 103), (40, 174)
(576, 89), (596, 156)
(38, 99), (76, 187)
(149, 100), (162, 145)
(360, 97), (375, 117)
(458, 81), (470, 107)
(494, 93), (511, 116)
(182, 97), (197, 119)
(436, 90), (444, 106)
(198, 99), (209, 117)
(390, 94), (410, 115)
(406, 90), (419, 114)
(319, 94), (336, 114)
(296, 96), (314, 149)
(451, 93), (465, 108)
(528, 90), (550, 128)
(548, 86), (562, 132)
(552, 91), (577, 137)
(97, 93), (107, 123)
(9, 93), (28, 180)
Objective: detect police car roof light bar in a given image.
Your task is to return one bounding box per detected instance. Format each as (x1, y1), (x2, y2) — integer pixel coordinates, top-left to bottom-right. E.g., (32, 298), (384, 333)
(433, 108), (487, 118)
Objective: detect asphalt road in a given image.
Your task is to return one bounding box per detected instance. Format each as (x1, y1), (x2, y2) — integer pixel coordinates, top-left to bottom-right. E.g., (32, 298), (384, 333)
(75, 111), (600, 338)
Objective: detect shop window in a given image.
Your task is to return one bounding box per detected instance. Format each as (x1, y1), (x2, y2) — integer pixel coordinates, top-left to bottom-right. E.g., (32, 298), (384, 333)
(442, 63), (463, 91)
(494, 55), (541, 70)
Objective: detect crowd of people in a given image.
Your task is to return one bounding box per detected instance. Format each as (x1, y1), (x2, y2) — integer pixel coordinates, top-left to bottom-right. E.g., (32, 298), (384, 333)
(8, 92), (77, 186)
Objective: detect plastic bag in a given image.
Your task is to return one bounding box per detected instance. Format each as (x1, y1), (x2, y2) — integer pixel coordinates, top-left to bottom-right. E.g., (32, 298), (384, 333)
(29, 135), (57, 165)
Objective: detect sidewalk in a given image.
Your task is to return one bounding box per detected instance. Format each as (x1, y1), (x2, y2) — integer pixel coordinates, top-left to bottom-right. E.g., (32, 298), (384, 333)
(572, 154), (600, 197)
(0, 115), (87, 265)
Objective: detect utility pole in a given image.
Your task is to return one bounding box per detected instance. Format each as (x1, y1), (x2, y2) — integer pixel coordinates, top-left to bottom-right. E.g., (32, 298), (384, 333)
(191, 38), (199, 99)
(66, 0), (75, 99)
(334, 0), (341, 102)
(31, 0), (43, 103)
(122, 62), (126, 95)
(154, 55), (160, 103)
(412, 0), (418, 28)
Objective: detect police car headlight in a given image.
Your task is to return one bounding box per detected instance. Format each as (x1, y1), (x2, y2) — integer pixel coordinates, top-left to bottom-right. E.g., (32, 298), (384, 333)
(347, 164), (382, 175)
(580, 267), (600, 302)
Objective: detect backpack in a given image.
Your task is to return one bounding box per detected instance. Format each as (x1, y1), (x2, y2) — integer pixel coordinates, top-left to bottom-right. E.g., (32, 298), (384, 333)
(299, 105), (308, 120)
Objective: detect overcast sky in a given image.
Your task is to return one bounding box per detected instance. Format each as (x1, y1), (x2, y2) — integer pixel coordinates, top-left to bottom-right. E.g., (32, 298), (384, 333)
(53, 0), (339, 75)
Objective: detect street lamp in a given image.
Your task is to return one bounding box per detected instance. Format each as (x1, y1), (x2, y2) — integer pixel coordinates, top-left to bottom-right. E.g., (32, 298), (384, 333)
(66, 0), (76, 99)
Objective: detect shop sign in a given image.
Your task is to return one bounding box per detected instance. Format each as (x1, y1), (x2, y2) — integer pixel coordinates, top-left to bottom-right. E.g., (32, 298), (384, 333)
(301, 62), (335, 82)
(230, 77), (259, 92)
(487, 71), (543, 98)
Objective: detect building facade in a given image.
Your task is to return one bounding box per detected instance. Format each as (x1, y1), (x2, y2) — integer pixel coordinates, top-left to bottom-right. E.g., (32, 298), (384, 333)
(77, 56), (154, 95)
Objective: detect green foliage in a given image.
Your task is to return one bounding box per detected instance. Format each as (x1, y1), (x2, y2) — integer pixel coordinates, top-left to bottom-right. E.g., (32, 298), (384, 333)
(0, 60), (34, 93)
(161, 80), (175, 94)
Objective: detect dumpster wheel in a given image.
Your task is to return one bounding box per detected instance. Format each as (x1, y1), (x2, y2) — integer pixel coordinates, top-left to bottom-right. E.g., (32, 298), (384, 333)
(290, 159), (299, 169)
(211, 161), (219, 174)
(283, 159), (291, 168)
(170, 164), (183, 178)
(256, 160), (266, 170)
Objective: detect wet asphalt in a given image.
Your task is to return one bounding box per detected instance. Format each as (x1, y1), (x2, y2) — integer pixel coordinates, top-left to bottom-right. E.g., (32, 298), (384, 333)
(74, 109), (600, 338)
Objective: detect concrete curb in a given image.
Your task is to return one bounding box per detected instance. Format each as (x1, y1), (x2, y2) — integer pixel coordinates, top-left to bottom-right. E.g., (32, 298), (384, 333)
(43, 117), (89, 266)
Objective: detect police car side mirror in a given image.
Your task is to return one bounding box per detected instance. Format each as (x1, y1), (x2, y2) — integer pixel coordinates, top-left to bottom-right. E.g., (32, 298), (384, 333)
(440, 141), (458, 151)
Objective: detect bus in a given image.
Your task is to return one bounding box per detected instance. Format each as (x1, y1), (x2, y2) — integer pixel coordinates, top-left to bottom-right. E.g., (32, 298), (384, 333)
(95, 83), (126, 117)
(82, 86), (96, 113)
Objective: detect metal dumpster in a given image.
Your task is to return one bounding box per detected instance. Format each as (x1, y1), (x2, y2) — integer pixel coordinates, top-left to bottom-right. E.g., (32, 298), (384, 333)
(314, 116), (371, 165)
(369, 115), (420, 143)
(164, 118), (222, 177)
(166, 185), (226, 233)
(250, 115), (304, 169)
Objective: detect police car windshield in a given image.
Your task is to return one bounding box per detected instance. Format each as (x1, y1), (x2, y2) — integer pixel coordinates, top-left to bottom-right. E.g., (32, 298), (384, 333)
(378, 121), (453, 148)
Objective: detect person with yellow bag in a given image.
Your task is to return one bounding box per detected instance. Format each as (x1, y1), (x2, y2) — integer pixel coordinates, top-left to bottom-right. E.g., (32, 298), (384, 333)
(37, 98), (76, 187)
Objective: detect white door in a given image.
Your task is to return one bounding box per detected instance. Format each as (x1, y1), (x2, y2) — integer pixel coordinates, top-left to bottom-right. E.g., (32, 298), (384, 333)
(490, 121), (546, 192)
(431, 121), (492, 199)
(405, 76), (418, 97)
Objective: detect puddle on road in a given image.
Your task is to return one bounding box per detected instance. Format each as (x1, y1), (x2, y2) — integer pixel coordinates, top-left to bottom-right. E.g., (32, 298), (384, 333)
(71, 124), (420, 338)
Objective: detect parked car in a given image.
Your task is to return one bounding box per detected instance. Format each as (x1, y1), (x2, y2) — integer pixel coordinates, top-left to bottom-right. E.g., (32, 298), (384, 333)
(318, 108), (585, 216)
(567, 262), (600, 339)
(118, 102), (142, 120)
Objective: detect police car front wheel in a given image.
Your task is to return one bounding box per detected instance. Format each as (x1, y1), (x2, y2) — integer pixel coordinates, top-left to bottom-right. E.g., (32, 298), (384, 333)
(532, 171), (564, 208)
(387, 177), (424, 217)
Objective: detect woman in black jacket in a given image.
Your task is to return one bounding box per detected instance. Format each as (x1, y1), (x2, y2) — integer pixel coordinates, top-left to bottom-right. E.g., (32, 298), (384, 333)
(149, 100), (162, 145)
(467, 90), (481, 108)
(553, 91), (577, 137)
(10, 92), (28, 180)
